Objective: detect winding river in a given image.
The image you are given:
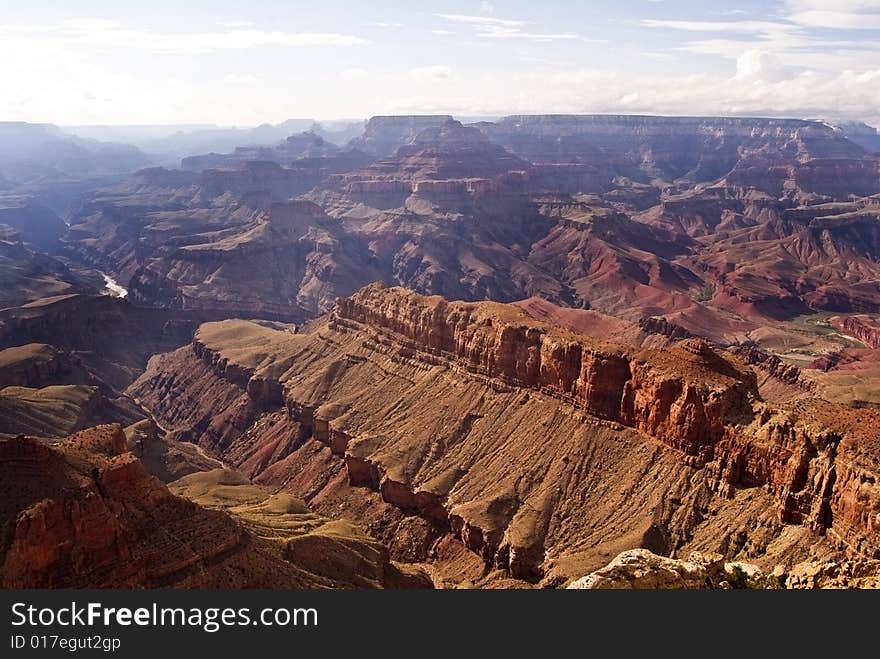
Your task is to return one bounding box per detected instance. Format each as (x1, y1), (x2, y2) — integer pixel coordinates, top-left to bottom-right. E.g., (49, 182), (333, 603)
(101, 272), (128, 298)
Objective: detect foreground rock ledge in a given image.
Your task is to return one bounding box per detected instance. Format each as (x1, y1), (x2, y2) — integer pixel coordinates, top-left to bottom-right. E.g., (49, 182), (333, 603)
(568, 548), (880, 589)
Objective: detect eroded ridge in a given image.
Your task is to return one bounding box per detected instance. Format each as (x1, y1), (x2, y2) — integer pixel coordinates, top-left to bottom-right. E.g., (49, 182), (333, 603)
(130, 284), (880, 582)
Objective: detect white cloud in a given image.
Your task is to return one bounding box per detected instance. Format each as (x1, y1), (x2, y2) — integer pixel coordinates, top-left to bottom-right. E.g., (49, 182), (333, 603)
(783, 1), (880, 27)
(381, 62), (880, 128)
(639, 8), (880, 76)
(640, 19), (794, 32)
(0, 19), (367, 55)
(2, 4), (878, 127)
(435, 13), (578, 41)
(787, 10), (880, 28)
(434, 14), (523, 27)
(408, 65), (453, 82)
(369, 22), (403, 28)
(786, 0), (880, 6)
(66, 18), (123, 31)
(478, 26), (579, 41)
(734, 49), (789, 82)
(646, 2), (880, 32)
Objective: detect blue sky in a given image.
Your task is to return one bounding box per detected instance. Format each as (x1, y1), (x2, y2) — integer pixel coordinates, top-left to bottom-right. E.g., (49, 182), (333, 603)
(1, 0), (879, 125)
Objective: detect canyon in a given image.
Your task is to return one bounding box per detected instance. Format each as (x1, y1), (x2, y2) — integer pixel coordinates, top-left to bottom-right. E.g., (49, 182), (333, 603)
(1, 114), (879, 588)
(59, 116), (880, 346)
(0, 424), (428, 588)
(128, 285), (879, 585)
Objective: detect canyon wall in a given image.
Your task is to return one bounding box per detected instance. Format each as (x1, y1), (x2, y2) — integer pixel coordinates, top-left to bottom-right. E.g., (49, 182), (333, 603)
(130, 285), (880, 582)
(835, 316), (880, 349)
(0, 424), (431, 588)
(0, 425), (245, 587)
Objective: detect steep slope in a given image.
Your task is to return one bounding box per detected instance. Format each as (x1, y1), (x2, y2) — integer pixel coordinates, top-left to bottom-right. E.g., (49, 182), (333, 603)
(0, 343), (144, 438)
(181, 130), (344, 170)
(58, 114), (880, 363)
(479, 115), (871, 194)
(0, 240), (98, 308)
(311, 119), (531, 215)
(690, 196), (880, 317)
(0, 294), (205, 389)
(0, 196), (67, 250)
(129, 285), (879, 584)
(128, 200), (386, 319)
(0, 384), (141, 438)
(348, 115), (454, 157)
(0, 424), (430, 588)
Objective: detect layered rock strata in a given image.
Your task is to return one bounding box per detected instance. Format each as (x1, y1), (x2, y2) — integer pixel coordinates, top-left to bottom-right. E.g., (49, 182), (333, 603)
(0, 424), (430, 588)
(834, 316), (880, 349)
(130, 285), (880, 583)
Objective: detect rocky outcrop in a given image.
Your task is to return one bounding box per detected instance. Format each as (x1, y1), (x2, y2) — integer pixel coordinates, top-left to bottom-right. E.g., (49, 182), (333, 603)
(315, 120), (531, 216)
(328, 288), (878, 567)
(336, 284), (757, 458)
(0, 425), (246, 587)
(61, 114), (880, 337)
(181, 130), (343, 171)
(569, 547), (880, 589)
(131, 285), (880, 584)
(348, 115), (454, 157)
(730, 343), (814, 390)
(198, 160), (317, 200)
(567, 549), (723, 589)
(0, 425), (431, 588)
(786, 559), (880, 588)
(0, 294), (204, 389)
(480, 115), (867, 190)
(638, 316), (693, 341)
(115, 200), (387, 320)
(838, 121), (880, 153)
(0, 197), (67, 250)
(0, 343), (79, 389)
(0, 239), (98, 308)
(834, 316), (880, 349)
(192, 337), (284, 410)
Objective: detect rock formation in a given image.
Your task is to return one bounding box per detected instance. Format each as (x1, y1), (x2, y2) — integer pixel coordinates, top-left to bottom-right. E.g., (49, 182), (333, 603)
(568, 548), (880, 589)
(348, 115), (455, 157)
(58, 115), (880, 349)
(0, 294), (205, 389)
(129, 284), (880, 585)
(58, 115), (880, 346)
(0, 196), (67, 251)
(6, 113), (880, 589)
(479, 115), (867, 193)
(181, 130), (345, 170)
(0, 239), (99, 308)
(0, 424), (430, 588)
(834, 316), (880, 349)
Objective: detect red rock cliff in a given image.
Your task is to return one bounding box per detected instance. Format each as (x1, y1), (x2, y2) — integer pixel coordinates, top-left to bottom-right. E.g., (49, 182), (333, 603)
(130, 285), (880, 580)
(335, 283), (758, 458)
(332, 284), (878, 560)
(0, 425), (245, 587)
(834, 315), (880, 349)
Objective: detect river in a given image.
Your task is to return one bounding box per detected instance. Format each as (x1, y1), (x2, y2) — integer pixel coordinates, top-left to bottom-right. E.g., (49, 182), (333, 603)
(101, 272), (128, 298)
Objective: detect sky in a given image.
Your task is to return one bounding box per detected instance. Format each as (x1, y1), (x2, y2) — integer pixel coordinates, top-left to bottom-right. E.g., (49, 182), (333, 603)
(1, 0), (879, 127)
